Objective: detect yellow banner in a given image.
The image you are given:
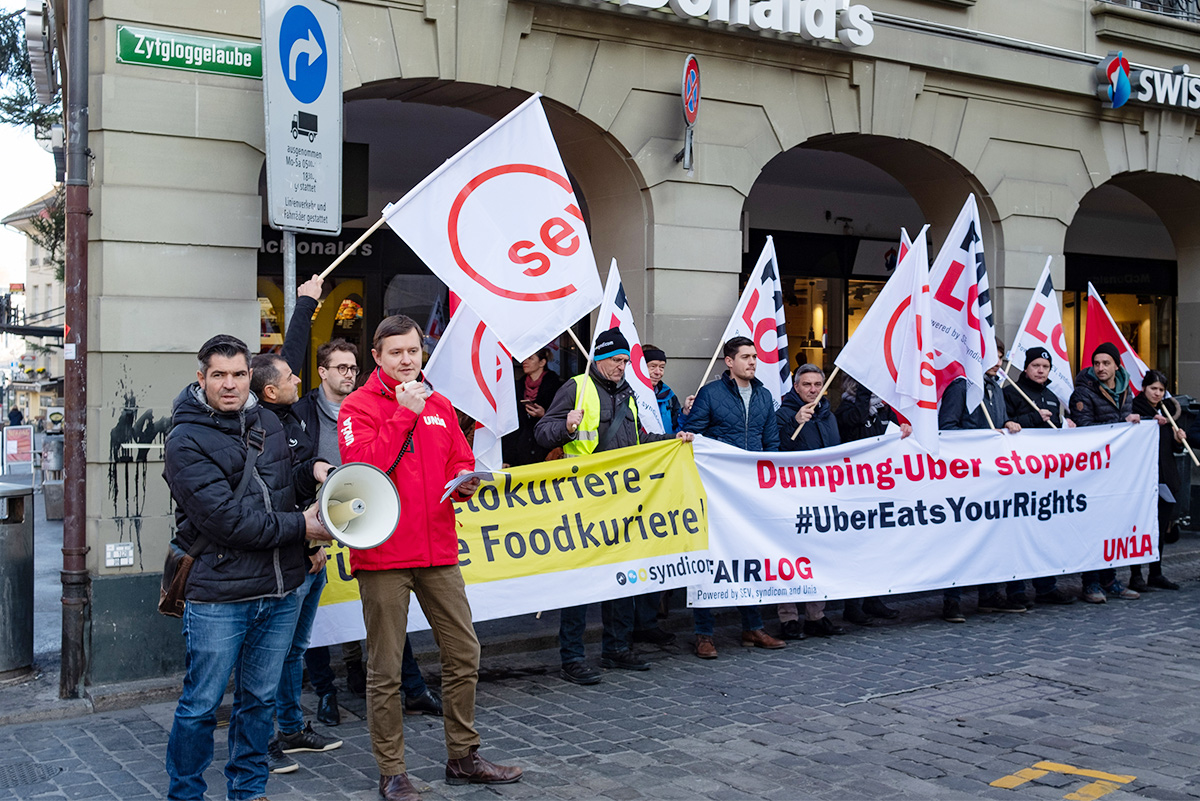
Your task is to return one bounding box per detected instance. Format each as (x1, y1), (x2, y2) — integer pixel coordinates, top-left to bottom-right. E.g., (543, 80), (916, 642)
(317, 438), (708, 605)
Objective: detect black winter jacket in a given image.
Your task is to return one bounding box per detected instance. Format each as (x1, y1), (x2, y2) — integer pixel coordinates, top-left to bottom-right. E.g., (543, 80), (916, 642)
(1003, 373), (1063, 429)
(1068, 368), (1133, 427)
(163, 385), (309, 603)
(1133, 393), (1182, 499)
(683, 371), (779, 451)
(504, 369), (564, 465)
(261, 399), (322, 508)
(777, 391), (839, 452)
(939, 375), (1006, 431)
(835, 389), (897, 442)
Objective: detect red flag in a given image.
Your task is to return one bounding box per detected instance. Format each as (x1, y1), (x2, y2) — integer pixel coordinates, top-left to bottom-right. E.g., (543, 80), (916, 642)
(1082, 283), (1149, 391)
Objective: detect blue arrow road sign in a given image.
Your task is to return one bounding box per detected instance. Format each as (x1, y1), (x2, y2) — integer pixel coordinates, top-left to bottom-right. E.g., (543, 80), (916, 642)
(278, 4), (326, 104)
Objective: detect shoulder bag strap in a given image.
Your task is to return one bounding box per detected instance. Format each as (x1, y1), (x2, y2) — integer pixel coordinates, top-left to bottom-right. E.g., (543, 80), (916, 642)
(186, 425), (267, 558)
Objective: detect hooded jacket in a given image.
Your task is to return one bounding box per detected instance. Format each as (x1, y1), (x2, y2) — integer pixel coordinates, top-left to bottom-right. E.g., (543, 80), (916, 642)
(1003, 373), (1063, 430)
(683, 371), (779, 451)
(1069, 367), (1133, 426)
(777, 391), (839, 452)
(337, 368), (475, 572)
(163, 385), (309, 603)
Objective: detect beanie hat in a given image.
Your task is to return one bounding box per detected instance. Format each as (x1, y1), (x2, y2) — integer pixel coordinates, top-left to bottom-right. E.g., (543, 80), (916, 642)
(1092, 342), (1121, 364)
(593, 328), (630, 360)
(642, 346), (667, 364)
(1023, 346), (1052, 369)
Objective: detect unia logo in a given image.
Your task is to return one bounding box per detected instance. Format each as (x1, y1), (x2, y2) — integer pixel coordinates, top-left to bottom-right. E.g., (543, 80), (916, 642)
(1099, 51), (1132, 108)
(423, 414), (447, 428)
(340, 416), (354, 445)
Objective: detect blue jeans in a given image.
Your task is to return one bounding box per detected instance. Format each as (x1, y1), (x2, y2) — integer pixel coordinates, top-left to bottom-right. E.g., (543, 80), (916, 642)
(166, 592), (301, 801)
(693, 606), (763, 636)
(305, 638), (427, 698)
(276, 569), (326, 734)
(559, 598), (634, 664)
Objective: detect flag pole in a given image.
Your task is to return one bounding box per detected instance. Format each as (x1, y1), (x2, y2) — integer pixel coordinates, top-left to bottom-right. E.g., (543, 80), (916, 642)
(694, 340), (724, 397)
(980, 400), (996, 430)
(566, 328), (591, 412)
(318, 216), (387, 280)
(1164, 403), (1200, 466)
(998, 367), (1057, 429)
(790, 366), (840, 441)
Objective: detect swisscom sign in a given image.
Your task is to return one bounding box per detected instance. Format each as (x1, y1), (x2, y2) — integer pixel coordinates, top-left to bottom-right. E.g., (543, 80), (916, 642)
(1097, 50), (1200, 112)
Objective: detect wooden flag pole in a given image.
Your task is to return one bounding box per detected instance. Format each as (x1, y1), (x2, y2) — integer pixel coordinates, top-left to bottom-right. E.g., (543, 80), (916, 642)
(318, 216), (388, 281)
(998, 368), (1058, 429)
(694, 340), (724, 397)
(1164, 404), (1200, 466)
(790, 365), (841, 441)
(566, 328), (592, 412)
(980, 399), (996, 430)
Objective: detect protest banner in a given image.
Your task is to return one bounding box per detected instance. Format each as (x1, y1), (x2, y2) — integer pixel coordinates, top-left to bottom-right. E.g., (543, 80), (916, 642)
(309, 439), (709, 646)
(688, 424), (1158, 608)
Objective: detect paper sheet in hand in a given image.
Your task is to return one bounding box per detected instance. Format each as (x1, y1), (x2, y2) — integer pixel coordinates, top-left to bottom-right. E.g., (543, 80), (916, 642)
(441, 471), (507, 503)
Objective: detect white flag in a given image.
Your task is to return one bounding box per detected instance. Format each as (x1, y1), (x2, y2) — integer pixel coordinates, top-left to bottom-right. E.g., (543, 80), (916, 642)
(591, 260), (665, 435)
(1007, 258), (1074, 405)
(718, 237), (790, 408)
(382, 94), (602, 361)
(836, 226), (939, 453)
(424, 304), (518, 470)
(928, 195), (997, 410)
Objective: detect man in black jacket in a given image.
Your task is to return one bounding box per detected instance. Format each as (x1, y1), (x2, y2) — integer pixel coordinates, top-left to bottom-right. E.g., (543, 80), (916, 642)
(164, 334), (329, 801)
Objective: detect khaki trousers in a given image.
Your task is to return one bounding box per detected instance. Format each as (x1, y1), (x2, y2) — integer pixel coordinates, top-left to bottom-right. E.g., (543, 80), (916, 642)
(358, 566), (481, 774)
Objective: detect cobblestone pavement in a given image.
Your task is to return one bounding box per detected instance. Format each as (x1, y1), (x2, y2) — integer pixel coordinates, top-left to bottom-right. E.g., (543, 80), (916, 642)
(3, 554), (1200, 800)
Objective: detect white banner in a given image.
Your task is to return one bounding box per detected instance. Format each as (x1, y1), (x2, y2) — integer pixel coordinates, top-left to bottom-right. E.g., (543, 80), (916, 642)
(688, 424), (1158, 607)
(382, 94), (602, 361)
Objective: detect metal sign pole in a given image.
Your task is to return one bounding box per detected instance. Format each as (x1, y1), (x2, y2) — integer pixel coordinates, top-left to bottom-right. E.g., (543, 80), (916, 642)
(282, 230), (297, 332)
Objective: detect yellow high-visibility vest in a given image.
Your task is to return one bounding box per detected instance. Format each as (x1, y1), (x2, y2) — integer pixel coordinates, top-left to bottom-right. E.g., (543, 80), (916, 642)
(562, 375), (640, 457)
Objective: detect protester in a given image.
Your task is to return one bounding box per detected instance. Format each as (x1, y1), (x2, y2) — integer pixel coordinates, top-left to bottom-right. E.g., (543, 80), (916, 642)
(682, 336), (787, 658)
(339, 315), (521, 800)
(775, 364), (846, 638)
(502, 346), (563, 466)
(1069, 342), (1141, 603)
(938, 339), (1025, 622)
(832, 376), (905, 626)
(1129, 370), (1184, 592)
(534, 328), (691, 683)
(1002, 346), (1077, 605)
(163, 334), (330, 801)
(297, 338), (443, 725)
(249, 351), (343, 773)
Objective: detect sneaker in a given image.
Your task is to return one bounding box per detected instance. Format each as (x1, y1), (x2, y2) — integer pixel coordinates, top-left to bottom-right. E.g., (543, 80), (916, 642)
(632, 627), (676, 646)
(1081, 583), (1106, 604)
(277, 722), (343, 753)
(942, 599), (965, 623)
(1103, 580), (1139, 600)
(1035, 588), (1075, 605)
(978, 594), (1026, 613)
(599, 649), (651, 671)
(779, 619), (806, 640)
(559, 661), (602, 685)
(803, 617), (847, 637)
(404, 688), (443, 716)
(268, 738), (298, 774)
(1149, 574), (1180, 591)
(693, 634), (718, 659)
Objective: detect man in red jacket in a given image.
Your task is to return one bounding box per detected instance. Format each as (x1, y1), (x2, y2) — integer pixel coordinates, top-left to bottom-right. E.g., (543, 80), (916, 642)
(339, 315), (521, 801)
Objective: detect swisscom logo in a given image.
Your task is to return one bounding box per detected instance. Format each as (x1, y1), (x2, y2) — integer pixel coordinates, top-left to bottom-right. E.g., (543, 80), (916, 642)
(1096, 50), (1200, 112)
(1099, 51), (1132, 108)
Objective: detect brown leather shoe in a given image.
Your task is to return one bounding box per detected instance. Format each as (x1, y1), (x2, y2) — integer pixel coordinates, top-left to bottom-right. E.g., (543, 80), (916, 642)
(379, 773), (421, 801)
(741, 628), (786, 649)
(693, 634), (718, 659)
(445, 748), (522, 786)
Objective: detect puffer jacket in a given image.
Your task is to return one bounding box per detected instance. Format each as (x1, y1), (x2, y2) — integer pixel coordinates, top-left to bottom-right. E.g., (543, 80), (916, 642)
(163, 385), (309, 603)
(261, 399), (322, 507)
(777, 391), (839, 452)
(1069, 367), (1133, 426)
(1003, 373), (1063, 430)
(338, 368), (475, 572)
(683, 371), (779, 451)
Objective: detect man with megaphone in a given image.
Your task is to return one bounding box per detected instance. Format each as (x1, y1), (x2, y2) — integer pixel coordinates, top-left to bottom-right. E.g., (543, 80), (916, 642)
(338, 315), (522, 801)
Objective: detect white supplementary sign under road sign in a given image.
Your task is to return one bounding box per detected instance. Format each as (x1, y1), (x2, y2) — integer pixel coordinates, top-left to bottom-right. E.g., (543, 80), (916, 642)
(262, 0), (342, 234)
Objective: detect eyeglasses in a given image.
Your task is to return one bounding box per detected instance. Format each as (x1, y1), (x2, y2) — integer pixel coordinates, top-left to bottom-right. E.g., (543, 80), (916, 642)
(324, 364), (359, 376)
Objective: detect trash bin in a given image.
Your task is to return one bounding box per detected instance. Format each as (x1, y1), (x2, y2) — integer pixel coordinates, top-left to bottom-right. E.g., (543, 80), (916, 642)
(0, 482), (34, 679)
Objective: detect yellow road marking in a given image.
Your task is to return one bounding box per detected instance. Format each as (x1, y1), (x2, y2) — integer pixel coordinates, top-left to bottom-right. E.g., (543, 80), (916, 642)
(990, 760), (1135, 800)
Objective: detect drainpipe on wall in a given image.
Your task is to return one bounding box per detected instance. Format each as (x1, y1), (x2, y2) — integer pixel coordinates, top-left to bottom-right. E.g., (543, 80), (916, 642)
(60, 0), (90, 700)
